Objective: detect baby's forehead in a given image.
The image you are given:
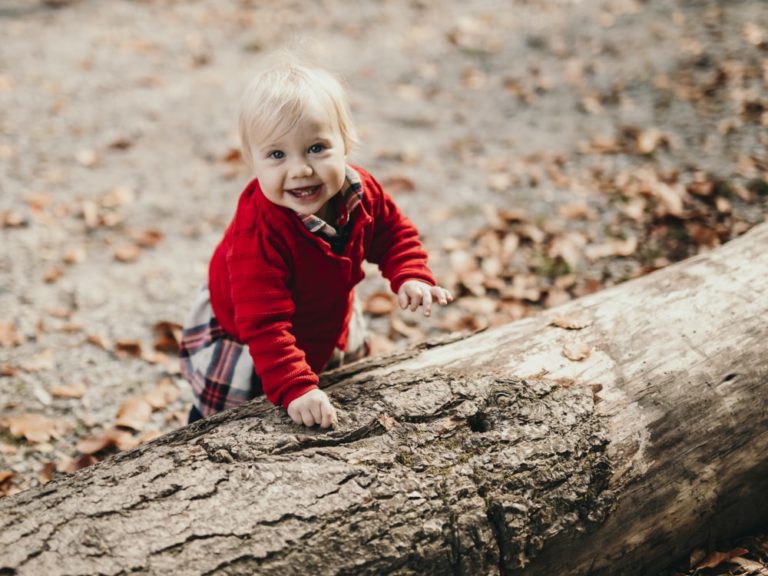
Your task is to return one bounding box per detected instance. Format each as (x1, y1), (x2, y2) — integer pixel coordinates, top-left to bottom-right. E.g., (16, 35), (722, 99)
(257, 99), (341, 143)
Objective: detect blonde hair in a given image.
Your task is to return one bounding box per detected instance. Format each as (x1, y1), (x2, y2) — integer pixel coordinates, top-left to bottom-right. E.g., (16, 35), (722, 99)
(238, 60), (357, 169)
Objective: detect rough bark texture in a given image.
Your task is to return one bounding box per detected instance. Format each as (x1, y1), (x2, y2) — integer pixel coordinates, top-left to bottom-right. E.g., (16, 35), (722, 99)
(1, 223), (767, 576)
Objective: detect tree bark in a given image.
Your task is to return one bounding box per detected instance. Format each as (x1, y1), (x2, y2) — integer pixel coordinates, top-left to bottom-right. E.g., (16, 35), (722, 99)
(1, 223), (767, 576)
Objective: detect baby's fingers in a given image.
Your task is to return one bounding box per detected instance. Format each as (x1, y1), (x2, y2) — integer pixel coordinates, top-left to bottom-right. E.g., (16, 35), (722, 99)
(320, 401), (337, 429)
(435, 287), (453, 306)
(421, 288), (433, 317)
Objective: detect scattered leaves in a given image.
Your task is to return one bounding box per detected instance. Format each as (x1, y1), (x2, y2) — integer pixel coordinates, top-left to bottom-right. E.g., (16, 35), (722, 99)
(3, 413), (68, 443)
(51, 382), (87, 399)
(115, 396), (153, 431)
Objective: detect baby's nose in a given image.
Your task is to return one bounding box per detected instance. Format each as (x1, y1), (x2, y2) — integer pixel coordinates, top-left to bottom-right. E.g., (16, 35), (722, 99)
(290, 162), (313, 178)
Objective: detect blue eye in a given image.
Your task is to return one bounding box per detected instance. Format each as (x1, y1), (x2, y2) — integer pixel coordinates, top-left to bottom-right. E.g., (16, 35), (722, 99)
(308, 143), (326, 154)
(268, 150), (285, 160)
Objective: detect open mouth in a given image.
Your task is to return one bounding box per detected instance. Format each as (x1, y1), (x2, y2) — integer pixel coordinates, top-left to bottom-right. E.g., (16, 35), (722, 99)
(286, 185), (321, 199)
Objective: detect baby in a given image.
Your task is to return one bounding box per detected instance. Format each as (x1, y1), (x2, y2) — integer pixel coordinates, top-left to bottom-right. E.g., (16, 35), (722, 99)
(180, 60), (452, 428)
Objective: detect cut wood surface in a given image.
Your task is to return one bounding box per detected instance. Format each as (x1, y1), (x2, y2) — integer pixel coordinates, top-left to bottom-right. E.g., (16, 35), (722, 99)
(1, 223), (767, 576)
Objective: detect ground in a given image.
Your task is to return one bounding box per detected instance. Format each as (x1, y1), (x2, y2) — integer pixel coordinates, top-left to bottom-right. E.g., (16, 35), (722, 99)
(0, 0), (766, 574)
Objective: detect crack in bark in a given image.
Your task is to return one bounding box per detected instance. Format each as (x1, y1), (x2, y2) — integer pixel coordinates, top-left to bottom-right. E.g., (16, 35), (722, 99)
(270, 417), (387, 455)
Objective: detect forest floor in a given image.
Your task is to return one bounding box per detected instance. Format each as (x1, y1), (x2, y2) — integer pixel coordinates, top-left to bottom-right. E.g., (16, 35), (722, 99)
(0, 0), (767, 574)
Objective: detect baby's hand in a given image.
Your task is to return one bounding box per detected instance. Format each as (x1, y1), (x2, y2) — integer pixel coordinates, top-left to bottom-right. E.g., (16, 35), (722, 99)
(287, 388), (337, 428)
(397, 280), (454, 317)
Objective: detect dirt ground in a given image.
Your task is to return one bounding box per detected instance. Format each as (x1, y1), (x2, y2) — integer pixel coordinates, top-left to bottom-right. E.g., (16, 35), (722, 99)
(1, 0), (767, 573)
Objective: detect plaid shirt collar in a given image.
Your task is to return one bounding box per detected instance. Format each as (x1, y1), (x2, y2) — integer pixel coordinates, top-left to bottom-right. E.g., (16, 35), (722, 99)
(297, 166), (363, 238)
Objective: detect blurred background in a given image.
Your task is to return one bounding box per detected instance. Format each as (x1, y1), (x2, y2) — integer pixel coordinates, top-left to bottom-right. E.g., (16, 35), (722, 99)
(0, 1), (766, 568)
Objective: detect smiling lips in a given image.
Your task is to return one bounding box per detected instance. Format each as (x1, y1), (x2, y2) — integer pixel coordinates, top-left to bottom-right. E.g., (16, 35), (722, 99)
(286, 185), (321, 199)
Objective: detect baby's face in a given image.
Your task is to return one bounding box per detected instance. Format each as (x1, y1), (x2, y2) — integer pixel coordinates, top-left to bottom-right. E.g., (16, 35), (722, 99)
(251, 98), (347, 218)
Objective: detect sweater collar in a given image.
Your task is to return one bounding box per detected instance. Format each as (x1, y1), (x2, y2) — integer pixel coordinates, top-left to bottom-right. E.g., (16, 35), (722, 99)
(297, 166), (363, 238)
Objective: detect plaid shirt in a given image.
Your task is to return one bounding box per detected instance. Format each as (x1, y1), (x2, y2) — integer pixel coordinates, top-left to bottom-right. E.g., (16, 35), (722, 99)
(298, 166), (363, 246)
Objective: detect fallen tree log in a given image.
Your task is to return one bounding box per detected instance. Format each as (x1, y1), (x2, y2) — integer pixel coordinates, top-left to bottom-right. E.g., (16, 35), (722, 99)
(1, 222), (767, 576)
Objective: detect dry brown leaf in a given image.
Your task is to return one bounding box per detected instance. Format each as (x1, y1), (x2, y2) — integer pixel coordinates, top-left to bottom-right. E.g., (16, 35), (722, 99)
(364, 293), (396, 316)
(115, 397), (153, 431)
(51, 382), (87, 399)
(114, 243), (141, 263)
(559, 202), (596, 220)
(137, 430), (162, 446)
(0, 210), (27, 228)
(695, 548), (750, 570)
(4, 413), (68, 443)
(85, 333), (110, 350)
(562, 341), (593, 361)
(0, 364), (17, 377)
(550, 315), (592, 330)
(132, 228), (164, 248)
(63, 247), (87, 265)
(115, 339), (143, 358)
(38, 462), (55, 485)
(0, 470), (16, 497)
(77, 427), (136, 454)
(153, 321), (183, 353)
(0, 321), (20, 347)
(585, 237), (638, 260)
(65, 454), (98, 473)
(144, 379), (181, 410)
(43, 266), (64, 284)
(636, 128), (667, 154)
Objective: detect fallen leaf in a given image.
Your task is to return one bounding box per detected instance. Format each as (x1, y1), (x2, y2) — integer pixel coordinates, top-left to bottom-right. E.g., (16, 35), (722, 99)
(144, 379), (181, 410)
(364, 293), (396, 316)
(77, 427), (137, 454)
(0, 321), (20, 347)
(137, 430), (163, 445)
(550, 315), (592, 330)
(63, 247), (87, 265)
(43, 266), (64, 284)
(0, 210), (27, 228)
(562, 341), (593, 361)
(153, 321), (183, 353)
(4, 413), (68, 443)
(132, 228), (164, 248)
(695, 548), (750, 570)
(0, 364), (17, 377)
(85, 333), (110, 350)
(65, 454), (98, 473)
(114, 243), (141, 263)
(38, 462), (55, 484)
(115, 397), (153, 430)
(115, 339), (143, 358)
(51, 382), (87, 399)
(0, 471), (16, 497)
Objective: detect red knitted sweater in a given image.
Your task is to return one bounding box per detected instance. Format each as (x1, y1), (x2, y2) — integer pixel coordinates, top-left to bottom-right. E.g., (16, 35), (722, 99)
(208, 166), (436, 409)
